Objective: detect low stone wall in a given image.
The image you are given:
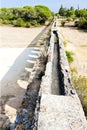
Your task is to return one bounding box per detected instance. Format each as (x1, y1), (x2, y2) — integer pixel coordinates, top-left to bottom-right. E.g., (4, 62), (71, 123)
(40, 20), (72, 95)
(57, 31), (73, 95)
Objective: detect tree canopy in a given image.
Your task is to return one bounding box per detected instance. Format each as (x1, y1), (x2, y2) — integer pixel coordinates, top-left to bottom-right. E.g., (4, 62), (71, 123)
(0, 5), (53, 27)
(58, 5), (87, 29)
(59, 5), (75, 17)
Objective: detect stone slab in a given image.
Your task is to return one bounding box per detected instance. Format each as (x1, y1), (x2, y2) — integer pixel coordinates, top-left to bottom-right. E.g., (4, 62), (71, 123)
(38, 94), (87, 130)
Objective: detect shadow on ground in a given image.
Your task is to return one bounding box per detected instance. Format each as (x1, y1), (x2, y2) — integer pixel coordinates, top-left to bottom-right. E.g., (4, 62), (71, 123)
(0, 27), (47, 125)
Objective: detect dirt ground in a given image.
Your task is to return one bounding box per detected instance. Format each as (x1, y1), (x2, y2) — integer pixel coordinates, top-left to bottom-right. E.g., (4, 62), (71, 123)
(57, 19), (87, 77)
(0, 25), (45, 48)
(0, 25), (45, 123)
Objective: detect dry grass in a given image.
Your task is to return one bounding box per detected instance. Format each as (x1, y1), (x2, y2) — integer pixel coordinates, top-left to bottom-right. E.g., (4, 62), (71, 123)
(63, 40), (67, 46)
(71, 68), (87, 116)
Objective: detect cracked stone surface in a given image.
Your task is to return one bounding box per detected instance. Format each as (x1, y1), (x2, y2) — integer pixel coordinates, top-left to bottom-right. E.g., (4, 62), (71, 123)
(38, 94), (87, 130)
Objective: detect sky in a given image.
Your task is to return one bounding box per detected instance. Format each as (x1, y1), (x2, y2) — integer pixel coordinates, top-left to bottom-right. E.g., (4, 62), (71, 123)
(0, 0), (87, 12)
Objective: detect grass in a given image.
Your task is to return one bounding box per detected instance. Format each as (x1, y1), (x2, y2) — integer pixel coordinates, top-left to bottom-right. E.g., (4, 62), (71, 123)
(63, 40), (67, 46)
(71, 68), (87, 117)
(65, 51), (74, 63)
(67, 54), (87, 116)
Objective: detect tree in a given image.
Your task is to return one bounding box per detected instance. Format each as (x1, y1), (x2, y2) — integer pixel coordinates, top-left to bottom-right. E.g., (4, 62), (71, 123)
(0, 5), (53, 27)
(35, 5), (53, 23)
(75, 9), (87, 18)
(66, 10), (75, 17)
(70, 6), (74, 11)
(59, 5), (67, 16)
(65, 6), (75, 18)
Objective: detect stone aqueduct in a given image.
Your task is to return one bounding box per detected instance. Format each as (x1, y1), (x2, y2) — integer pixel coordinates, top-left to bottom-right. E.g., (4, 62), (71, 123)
(13, 20), (87, 130)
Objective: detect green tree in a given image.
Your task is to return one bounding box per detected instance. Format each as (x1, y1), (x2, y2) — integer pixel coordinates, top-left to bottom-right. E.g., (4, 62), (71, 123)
(66, 6), (75, 18)
(75, 9), (87, 18)
(0, 5), (53, 27)
(59, 5), (67, 16)
(35, 5), (53, 24)
(23, 6), (36, 21)
(75, 9), (87, 29)
(66, 10), (75, 17)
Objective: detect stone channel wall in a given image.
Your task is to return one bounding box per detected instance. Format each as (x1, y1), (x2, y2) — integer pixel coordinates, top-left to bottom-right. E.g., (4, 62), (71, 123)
(57, 29), (73, 95)
(38, 21), (87, 130)
(40, 20), (73, 95)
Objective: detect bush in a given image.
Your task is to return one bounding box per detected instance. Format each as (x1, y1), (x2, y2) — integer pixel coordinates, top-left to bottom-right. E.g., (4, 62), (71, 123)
(25, 22), (31, 28)
(74, 18), (87, 29)
(72, 16), (77, 21)
(66, 17), (72, 22)
(74, 20), (79, 27)
(2, 20), (11, 24)
(0, 19), (3, 24)
(66, 51), (74, 63)
(12, 18), (26, 27)
(78, 18), (87, 29)
(61, 20), (66, 26)
(31, 20), (37, 26)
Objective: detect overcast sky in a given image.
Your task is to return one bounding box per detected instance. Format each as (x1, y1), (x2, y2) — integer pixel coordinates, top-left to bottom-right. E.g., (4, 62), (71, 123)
(0, 0), (87, 12)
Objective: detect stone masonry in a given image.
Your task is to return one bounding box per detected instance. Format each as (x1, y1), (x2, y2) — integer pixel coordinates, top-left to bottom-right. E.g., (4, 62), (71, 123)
(38, 20), (87, 130)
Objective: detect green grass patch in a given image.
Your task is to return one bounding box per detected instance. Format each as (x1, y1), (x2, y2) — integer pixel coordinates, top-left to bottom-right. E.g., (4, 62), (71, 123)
(66, 51), (74, 63)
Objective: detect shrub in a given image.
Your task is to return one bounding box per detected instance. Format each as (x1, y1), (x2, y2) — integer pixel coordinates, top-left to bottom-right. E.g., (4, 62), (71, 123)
(0, 19), (3, 24)
(2, 20), (11, 24)
(12, 18), (26, 27)
(31, 20), (37, 26)
(12, 20), (17, 26)
(74, 20), (79, 27)
(66, 51), (74, 63)
(66, 17), (72, 22)
(72, 16), (77, 21)
(78, 18), (87, 29)
(25, 22), (31, 28)
(61, 20), (66, 26)
(74, 18), (87, 29)
(57, 13), (60, 18)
